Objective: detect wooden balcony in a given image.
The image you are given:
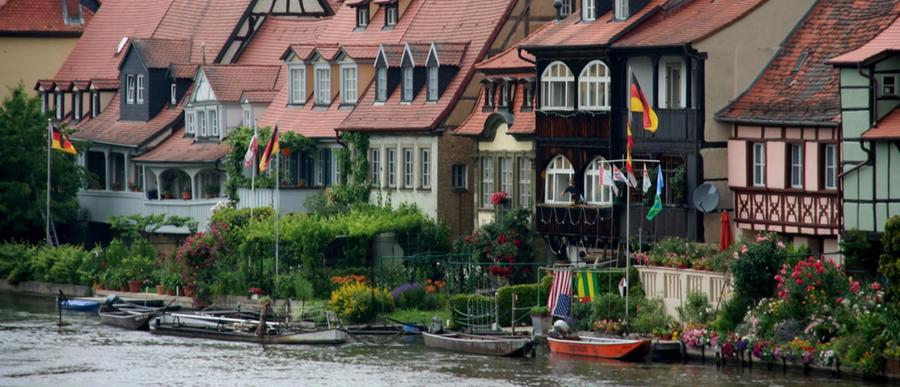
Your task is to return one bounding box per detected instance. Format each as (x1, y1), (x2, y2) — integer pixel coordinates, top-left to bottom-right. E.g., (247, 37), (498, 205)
(626, 108), (699, 144)
(534, 204), (614, 240)
(732, 187), (841, 236)
(621, 205), (693, 242)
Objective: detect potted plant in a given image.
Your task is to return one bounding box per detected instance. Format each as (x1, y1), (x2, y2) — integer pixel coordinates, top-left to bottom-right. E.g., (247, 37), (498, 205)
(122, 255), (154, 293)
(162, 190), (172, 199)
(176, 174), (191, 200)
(128, 181), (141, 192)
(530, 306), (551, 336)
(111, 181), (124, 191)
(204, 183), (220, 199)
(162, 272), (182, 296)
(152, 269), (166, 295)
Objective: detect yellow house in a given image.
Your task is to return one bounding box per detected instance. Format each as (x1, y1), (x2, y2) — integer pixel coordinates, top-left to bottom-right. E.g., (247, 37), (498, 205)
(0, 0), (96, 101)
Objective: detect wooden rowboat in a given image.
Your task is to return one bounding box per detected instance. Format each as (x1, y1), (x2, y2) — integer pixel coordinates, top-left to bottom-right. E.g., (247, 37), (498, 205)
(422, 332), (534, 357)
(547, 336), (651, 361)
(98, 307), (156, 330)
(149, 313), (348, 345)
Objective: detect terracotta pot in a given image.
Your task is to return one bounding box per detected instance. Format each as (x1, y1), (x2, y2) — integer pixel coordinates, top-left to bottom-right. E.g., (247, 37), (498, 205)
(127, 280), (143, 293)
(181, 191), (191, 200)
(120, 285), (130, 292)
(156, 284), (165, 295)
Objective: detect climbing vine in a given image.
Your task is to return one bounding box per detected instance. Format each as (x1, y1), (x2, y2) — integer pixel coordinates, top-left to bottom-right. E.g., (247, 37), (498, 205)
(223, 126), (316, 200)
(332, 132), (370, 206)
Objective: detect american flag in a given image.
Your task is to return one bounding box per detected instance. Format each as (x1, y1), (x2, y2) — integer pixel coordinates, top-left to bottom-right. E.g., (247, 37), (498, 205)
(547, 270), (573, 318)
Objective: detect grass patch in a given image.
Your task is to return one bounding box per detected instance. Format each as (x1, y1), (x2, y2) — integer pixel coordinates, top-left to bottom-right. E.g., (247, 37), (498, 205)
(382, 308), (449, 326)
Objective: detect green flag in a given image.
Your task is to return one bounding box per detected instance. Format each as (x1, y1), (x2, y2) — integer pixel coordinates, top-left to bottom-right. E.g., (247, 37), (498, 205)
(646, 166), (664, 220)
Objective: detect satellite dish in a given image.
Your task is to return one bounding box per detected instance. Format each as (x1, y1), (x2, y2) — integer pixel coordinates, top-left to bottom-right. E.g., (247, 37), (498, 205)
(693, 183), (720, 213)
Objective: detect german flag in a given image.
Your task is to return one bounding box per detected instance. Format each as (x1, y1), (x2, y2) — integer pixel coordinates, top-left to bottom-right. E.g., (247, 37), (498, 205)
(258, 126), (280, 172)
(630, 74), (658, 133)
(51, 126), (77, 155)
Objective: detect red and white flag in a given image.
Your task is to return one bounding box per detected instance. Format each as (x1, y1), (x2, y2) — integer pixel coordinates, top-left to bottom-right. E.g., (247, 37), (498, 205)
(612, 165), (628, 184)
(243, 132), (258, 169)
(547, 270), (573, 318)
(600, 166), (619, 196)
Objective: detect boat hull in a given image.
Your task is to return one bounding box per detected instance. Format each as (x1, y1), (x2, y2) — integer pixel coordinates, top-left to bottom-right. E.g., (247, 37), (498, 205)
(149, 315), (347, 345)
(60, 299), (100, 312)
(422, 332), (534, 357)
(99, 311), (154, 330)
(547, 337), (651, 361)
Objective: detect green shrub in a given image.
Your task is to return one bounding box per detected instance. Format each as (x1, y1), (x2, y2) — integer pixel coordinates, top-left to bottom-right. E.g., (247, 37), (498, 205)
(0, 243), (37, 283)
(571, 300), (594, 331)
(120, 255), (154, 281)
(632, 298), (673, 335)
(329, 282), (394, 324)
(31, 245), (91, 285)
(448, 294), (494, 329)
(394, 287), (443, 311)
(496, 283), (543, 326)
(731, 234), (785, 302)
(881, 216), (900, 304)
(273, 273), (314, 300)
(677, 291), (713, 324)
(712, 295), (752, 332)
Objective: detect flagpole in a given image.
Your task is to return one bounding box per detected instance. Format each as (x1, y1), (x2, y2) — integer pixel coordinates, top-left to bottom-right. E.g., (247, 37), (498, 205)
(274, 122), (280, 277)
(250, 121), (257, 220)
(46, 119), (52, 247)
(624, 158), (630, 329)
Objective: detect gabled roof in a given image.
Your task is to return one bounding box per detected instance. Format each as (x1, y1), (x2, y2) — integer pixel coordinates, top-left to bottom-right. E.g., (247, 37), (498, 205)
(717, 0), (900, 126)
(197, 65), (281, 103)
(376, 44), (406, 67)
(132, 128), (229, 163)
(403, 42), (431, 67)
(0, 0), (93, 36)
(454, 74), (535, 137)
(862, 108), (900, 140)
(150, 0), (254, 65)
(89, 78), (118, 90)
(614, 0), (767, 47)
(170, 64), (198, 79)
(235, 17), (329, 65)
(429, 42), (468, 67)
(71, 92), (182, 147)
(829, 15), (900, 66)
(127, 38), (192, 69)
(475, 45), (533, 72)
(518, 0), (664, 49)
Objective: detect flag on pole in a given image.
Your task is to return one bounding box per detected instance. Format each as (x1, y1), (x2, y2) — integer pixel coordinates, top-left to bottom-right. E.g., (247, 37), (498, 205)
(642, 164), (651, 193)
(243, 131), (258, 169)
(601, 166), (619, 196)
(51, 126), (77, 155)
(575, 271), (599, 303)
(547, 270), (573, 318)
(630, 73), (658, 132)
(646, 165), (664, 220)
(625, 122), (638, 188)
(258, 126), (280, 172)
(612, 165), (628, 184)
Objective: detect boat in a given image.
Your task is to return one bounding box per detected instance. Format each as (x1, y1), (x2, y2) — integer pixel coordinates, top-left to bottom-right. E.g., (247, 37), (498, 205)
(59, 299), (101, 312)
(149, 313), (348, 345)
(422, 332), (535, 357)
(98, 307), (157, 330)
(547, 336), (652, 361)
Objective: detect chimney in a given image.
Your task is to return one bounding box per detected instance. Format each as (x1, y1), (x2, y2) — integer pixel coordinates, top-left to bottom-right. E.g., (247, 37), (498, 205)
(553, 0), (563, 22)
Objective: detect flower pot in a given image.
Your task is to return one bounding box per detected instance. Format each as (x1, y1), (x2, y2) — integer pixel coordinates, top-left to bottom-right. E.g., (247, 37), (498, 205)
(531, 313), (551, 336)
(127, 280), (143, 293)
(181, 191), (191, 200)
(156, 284), (165, 295)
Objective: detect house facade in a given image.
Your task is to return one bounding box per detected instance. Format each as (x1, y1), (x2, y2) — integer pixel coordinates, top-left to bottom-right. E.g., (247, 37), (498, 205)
(719, 0), (900, 254)
(829, 12), (900, 237)
(517, 0), (812, 260)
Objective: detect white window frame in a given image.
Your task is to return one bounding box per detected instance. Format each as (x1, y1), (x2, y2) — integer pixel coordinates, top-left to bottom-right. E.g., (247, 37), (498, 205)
(584, 157), (613, 206)
(387, 148), (397, 187)
(664, 61), (684, 108)
(545, 155), (575, 204)
(332, 149), (341, 184)
(879, 74), (897, 97)
(171, 83), (177, 105)
(126, 74), (135, 104)
(790, 143), (803, 188)
(73, 92), (81, 120)
(340, 63), (358, 104)
(55, 92), (64, 120)
(402, 66), (414, 102)
(518, 157), (532, 208)
(376, 66), (388, 102)
(427, 66), (439, 101)
(289, 64), (306, 105)
(357, 6), (369, 28)
(186, 111), (195, 135)
(499, 82), (509, 108)
(453, 164), (468, 191)
(198, 109), (207, 137)
(314, 63), (331, 105)
(402, 148), (414, 188)
(482, 157), (495, 208)
(752, 143), (766, 187)
(208, 107), (219, 137)
(385, 4), (398, 26)
(614, 0), (628, 20)
(370, 148), (381, 187)
(560, 0), (573, 17)
(499, 157), (512, 195)
(541, 61), (574, 110)
(824, 144), (837, 190)
(578, 60), (611, 111)
(582, 0), (596, 21)
(420, 147), (431, 189)
(136, 75), (144, 104)
(91, 91), (100, 117)
(242, 105), (252, 128)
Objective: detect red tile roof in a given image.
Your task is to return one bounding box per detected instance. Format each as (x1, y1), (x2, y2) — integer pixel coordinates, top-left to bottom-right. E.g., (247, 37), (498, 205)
(829, 15), (900, 65)
(199, 65), (281, 103)
(405, 43), (431, 66)
(378, 44), (406, 67)
(862, 108), (900, 140)
(454, 75), (535, 136)
(150, 0), (254, 65)
(132, 128), (229, 163)
(240, 90), (278, 104)
(129, 38), (192, 69)
(259, 66), (351, 138)
(432, 42), (468, 66)
(170, 64), (197, 79)
(519, 0), (664, 48)
(475, 45), (533, 72)
(340, 0), (518, 132)
(71, 92), (182, 146)
(717, 0), (900, 125)
(0, 0), (93, 35)
(235, 17), (329, 65)
(89, 78), (118, 90)
(614, 0), (766, 47)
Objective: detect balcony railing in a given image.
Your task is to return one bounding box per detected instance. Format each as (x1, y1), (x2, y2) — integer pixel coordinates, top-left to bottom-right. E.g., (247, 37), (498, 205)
(235, 187), (321, 214)
(78, 190), (225, 234)
(625, 108), (699, 143)
(534, 204), (614, 239)
(732, 187), (841, 235)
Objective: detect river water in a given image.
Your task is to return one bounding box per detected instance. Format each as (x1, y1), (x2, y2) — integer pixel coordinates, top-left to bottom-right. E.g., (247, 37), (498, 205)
(0, 293), (874, 387)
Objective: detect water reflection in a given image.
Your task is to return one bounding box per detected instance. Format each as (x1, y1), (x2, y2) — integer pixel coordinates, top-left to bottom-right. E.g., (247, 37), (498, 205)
(0, 293), (872, 386)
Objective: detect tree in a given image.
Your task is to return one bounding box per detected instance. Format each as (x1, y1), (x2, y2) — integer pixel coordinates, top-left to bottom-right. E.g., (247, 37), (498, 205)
(880, 216), (900, 304)
(0, 84), (85, 242)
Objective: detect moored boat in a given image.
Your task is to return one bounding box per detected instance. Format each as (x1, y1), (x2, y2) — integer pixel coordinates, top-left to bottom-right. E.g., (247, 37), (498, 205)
(98, 307), (156, 330)
(149, 313), (348, 345)
(547, 336), (651, 361)
(422, 332), (534, 357)
(59, 299), (101, 312)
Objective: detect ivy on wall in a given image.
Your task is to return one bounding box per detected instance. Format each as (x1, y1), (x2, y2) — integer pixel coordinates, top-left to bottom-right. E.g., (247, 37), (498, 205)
(332, 132), (370, 206)
(222, 126), (317, 200)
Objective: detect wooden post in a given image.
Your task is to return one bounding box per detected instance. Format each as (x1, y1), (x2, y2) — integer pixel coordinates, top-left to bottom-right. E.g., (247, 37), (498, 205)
(511, 293), (516, 335)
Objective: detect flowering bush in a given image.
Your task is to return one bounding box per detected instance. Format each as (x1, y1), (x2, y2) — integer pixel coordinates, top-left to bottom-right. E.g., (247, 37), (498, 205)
(456, 208), (533, 283)
(681, 327), (712, 348)
(423, 278), (445, 293)
(775, 256), (847, 321)
(331, 274), (367, 285)
(490, 191), (509, 206)
(175, 221), (227, 294)
(593, 319), (624, 335)
(329, 281), (395, 323)
(644, 237), (725, 271)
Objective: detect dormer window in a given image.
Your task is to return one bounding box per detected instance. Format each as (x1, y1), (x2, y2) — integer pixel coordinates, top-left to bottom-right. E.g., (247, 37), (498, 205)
(186, 111), (195, 135)
(289, 63), (306, 105)
(427, 65), (438, 102)
(582, 0), (596, 21)
(484, 82), (495, 109)
(340, 61), (359, 105)
(243, 105), (252, 127)
(55, 92), (64, 120)
(208, 108), (219, 137)
(402, 66), (413, 102)
(376, 66), (387, 102)
(614, 0), (628, 20)
(72, 92), (81, 120)
(170, 83), (177, 105)
(357, 7), (369, 28)
(879, 74), (898, 97)
(91, 91), (100, 117)
(521, 81), (534, 111)
(198, 110), (207, 136)
(126, 74), (135, 104)
(499, 81), (510, 108)
(314, 62), (331, 105)
(560, 0), (573, 17)
(136, 75), (145, 104)
(385, 4), (398, 27)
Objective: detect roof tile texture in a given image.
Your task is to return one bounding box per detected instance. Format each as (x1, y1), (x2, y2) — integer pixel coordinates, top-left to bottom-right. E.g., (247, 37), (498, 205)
(0, 0), (92, 34)
(200, 65), (281, 102)
(131, 38), (192, 69)
(519, 0), (664, 48)
(830, 15), (900, 65)
(72, 92), (182, 146)
(132, 128), (229, 163)
(614, 0), (766, 47)
(454, 74), (535, 136)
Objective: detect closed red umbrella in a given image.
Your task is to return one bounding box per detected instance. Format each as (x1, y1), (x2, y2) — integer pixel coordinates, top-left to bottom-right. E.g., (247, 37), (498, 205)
(720, 210), (733, 251)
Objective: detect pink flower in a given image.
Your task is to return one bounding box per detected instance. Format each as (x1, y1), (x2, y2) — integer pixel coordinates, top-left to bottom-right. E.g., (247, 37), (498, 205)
(871, 282), (882, 291)
(741, 244), (749, 254)
(835, 297), (843, 304)
(776, 241), (785, 249)
(850, 281), (860, 293)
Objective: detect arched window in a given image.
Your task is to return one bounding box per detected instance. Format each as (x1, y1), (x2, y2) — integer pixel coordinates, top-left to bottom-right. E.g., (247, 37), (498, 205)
(544, 155), (574, 204)
(584, 157), (613, 206)
(578, 60), (610, 110)
(541, 61), (574, 110)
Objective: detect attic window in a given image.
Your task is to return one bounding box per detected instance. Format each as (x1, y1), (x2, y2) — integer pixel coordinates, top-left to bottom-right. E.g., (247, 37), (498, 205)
(499, 81), (509, 108)
(376, 66), (387, 102)
(614, 0), (628, 20)
(582, 0), (596, 21)
(171, 83), (177, 105)
(792, 50), (809, 74)
(427, 65), (439, 102)
(385, 4), (399, 27)
(314, 63), (331, 105)
(559, 0), (573, 17)
(401, 66), (413, 102)
(522, 81), (533, 110)
(357, 7), (369, 28)
(116, 37), (129, 55)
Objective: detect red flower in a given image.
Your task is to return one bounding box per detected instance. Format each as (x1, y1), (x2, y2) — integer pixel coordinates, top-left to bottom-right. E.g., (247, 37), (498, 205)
(871, 282), (882, 291)
(850, 281), (860, 293)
